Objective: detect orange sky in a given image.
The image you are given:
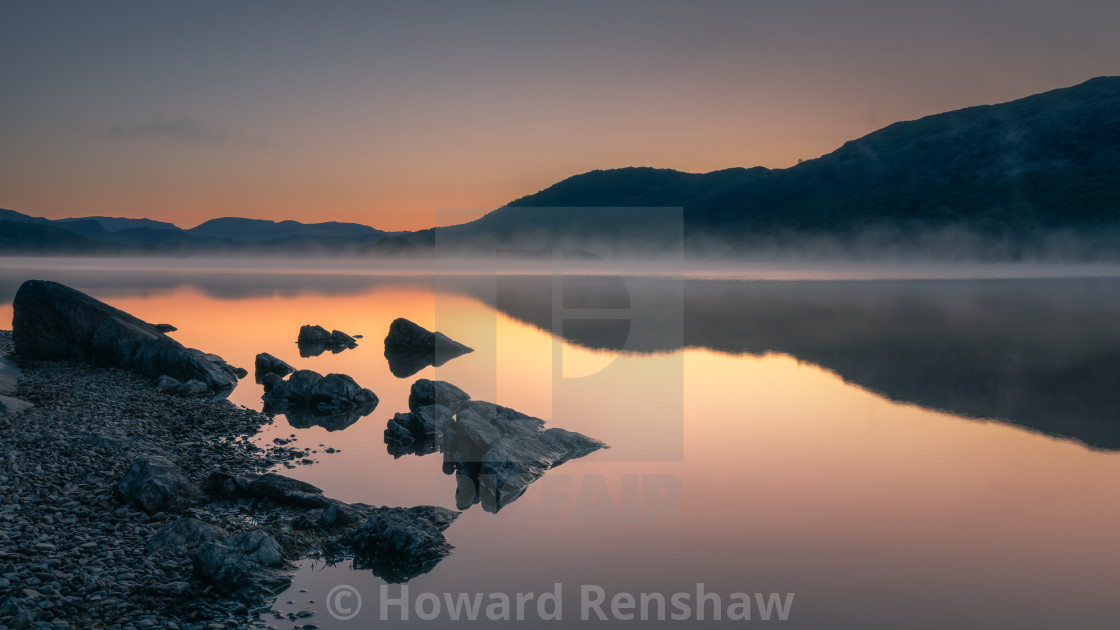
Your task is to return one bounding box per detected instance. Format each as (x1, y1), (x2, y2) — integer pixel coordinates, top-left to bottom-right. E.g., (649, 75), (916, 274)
(3, 2), (1119, 231)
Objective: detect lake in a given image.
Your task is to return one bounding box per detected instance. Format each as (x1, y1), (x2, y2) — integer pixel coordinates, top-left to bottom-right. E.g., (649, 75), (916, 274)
(3, 258), (1120, 629)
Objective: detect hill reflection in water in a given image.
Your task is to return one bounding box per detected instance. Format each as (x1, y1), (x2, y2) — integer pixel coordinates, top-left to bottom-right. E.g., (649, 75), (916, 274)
(2, 263), (1117, 449)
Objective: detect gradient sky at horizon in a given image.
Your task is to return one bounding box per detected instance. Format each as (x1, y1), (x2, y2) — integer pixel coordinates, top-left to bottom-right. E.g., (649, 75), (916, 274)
(2, 0), (1118, 231)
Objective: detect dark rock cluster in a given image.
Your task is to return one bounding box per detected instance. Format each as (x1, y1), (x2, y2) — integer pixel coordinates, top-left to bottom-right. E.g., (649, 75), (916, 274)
(296, 324), (358, 358)
(261, 369), (379, 431)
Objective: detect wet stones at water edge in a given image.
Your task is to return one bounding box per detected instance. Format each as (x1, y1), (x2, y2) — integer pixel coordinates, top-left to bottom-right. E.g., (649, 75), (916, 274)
(112, 459), (463, 600)
(201, 470), (461, 584)
(206, 471), (332, 509)
(296, 324), (358, 357)
(192, 530), (291, 599)
(383, 317), (474, 378)
(0, 332), (328, 628)
(156, 374), (214, 398)
(11, 279), (247, 395)
(346, 506), (460, 584)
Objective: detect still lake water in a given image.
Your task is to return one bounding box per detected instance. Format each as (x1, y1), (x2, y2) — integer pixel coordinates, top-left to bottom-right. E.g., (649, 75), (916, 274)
(3, 258), (1120, 629)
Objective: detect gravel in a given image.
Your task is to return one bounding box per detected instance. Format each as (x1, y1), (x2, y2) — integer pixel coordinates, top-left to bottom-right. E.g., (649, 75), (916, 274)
(0, 330), (312, 630)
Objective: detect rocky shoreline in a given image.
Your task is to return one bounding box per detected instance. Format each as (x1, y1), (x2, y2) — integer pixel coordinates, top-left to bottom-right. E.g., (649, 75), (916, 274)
(1, 280), (609, 630)
(0, 329), (321, 630)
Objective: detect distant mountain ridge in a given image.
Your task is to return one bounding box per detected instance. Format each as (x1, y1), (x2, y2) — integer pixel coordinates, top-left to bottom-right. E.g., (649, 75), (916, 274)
(186, 217), (382, 242)
(456, 76), (1120, 255)
(0, 210), (393, 255)
(3, 76), (1119, 258)
(55, 216), (178, 233)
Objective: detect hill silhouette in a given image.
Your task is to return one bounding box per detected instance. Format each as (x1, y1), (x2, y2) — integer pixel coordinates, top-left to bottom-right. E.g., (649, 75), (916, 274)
(450, 76), (1120, 257)
(3, 77), (1119, 258)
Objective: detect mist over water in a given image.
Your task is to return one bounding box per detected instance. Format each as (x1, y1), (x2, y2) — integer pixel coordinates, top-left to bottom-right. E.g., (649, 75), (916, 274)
(3, 257), (1120, 628)
(4, 255), (1120, 284)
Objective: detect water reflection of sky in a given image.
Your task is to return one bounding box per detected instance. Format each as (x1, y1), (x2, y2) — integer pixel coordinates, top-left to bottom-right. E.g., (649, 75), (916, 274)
(3, 263), (1120, 628)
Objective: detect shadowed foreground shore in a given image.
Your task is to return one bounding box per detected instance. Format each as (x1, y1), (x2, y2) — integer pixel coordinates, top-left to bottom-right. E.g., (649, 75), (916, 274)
(0, 330), (315, 629)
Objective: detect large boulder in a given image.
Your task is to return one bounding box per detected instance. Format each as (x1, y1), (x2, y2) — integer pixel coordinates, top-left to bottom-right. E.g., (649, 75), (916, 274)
(408, 379), (471, 412)
(346, 506), (459, 583)
(146, 518), (228, 555)
(442, 401), (608, 512)
(443, 401), (545, 465)
(114, 455), (202, 514)
(193, 530), (291, 598)
(12, 280), (243, 393)
(383, 318), (473, 378)
(263, 369), (378, 415)
(476, 428), (610, 512)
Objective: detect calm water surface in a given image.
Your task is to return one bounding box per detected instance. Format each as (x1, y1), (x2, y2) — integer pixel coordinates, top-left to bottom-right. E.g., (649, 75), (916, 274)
(3, 259), (1120, 629)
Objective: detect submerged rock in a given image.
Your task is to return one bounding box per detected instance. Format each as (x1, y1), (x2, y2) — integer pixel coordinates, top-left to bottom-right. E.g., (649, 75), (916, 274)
(193, 530), (291, 598)
(12, 280), (243, 393)
(346, 506), (459, 583)
(114, 455), (203, 514)
(383, 318), (473, 378)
